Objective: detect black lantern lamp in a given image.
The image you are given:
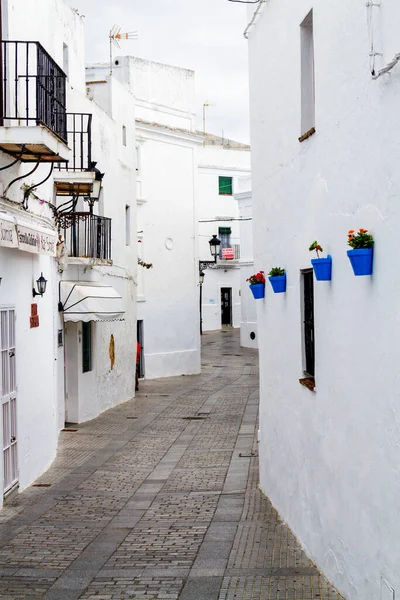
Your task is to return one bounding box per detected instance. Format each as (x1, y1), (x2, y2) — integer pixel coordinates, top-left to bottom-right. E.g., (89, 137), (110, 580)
(209, 235), (221, 263)
(33, 273), (48, 298)
(199, 271), (205, 285)
(85, 162), (105, 213)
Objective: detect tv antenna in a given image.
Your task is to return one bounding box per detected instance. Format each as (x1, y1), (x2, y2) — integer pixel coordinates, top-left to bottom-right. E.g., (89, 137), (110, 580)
(109, 25), (138, 75)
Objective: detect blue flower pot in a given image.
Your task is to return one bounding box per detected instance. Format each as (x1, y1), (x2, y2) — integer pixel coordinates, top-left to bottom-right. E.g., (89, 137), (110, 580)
(347, 248), (373, 276)
(311, 255), (332, 281)
(249, 283), (265, 299)
(269, 274), (286, 293)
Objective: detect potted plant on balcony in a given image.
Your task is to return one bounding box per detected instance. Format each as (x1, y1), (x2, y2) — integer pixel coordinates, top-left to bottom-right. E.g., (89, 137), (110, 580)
(347, 228), (374, 276)
(247, 271), (266, 299)
(309, 241), (332, 281)
(268, 267), (286, 293)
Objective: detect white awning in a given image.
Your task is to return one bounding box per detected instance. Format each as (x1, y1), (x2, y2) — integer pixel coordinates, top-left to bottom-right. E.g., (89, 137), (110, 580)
(60, 281), (125, 323)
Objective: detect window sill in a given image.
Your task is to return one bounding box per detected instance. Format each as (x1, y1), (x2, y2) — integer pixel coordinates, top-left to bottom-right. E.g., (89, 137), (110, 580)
(299, 376), (316, 392)
(298, 127), (316, 143)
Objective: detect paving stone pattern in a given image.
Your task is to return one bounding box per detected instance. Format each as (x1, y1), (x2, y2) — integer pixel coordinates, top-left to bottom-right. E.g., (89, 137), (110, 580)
(0, 330), (345, 600)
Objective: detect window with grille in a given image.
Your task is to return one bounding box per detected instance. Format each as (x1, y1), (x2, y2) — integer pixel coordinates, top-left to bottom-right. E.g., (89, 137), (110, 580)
(219, 176), (233, 195)
(218, 226), (231, 258)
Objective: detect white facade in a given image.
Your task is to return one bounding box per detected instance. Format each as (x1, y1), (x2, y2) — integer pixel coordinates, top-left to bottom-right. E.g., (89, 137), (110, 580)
(198, 138), (250, 333)
(247, 1), (400, 599)
(0, 0), (137, 507)
(234, 189), (257, 349)
(87, 57), (202, 380)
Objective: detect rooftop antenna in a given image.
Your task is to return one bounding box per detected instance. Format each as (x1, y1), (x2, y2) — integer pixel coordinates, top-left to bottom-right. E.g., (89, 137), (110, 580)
(109, 25), (138, 75)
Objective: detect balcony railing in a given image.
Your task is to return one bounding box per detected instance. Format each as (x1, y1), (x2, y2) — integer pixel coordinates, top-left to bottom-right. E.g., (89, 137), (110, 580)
(219, 244), (240, 260)
(58, 212), (111, 261)
(55, 113), (92, 171)
(0, 41), (67, 142)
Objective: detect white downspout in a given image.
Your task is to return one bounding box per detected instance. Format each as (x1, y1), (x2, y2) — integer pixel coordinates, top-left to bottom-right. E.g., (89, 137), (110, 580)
(244, 0), (267, 39)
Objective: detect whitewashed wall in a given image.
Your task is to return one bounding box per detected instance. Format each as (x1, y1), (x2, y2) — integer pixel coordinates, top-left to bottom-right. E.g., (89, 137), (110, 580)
(198, 143), (250, 332)
(248, 1), (400, 599)
(135, 123), (200, 379)
(0, 0), (137, 507)
(234, 191), (257, 349)
(0, 0), (86, 502)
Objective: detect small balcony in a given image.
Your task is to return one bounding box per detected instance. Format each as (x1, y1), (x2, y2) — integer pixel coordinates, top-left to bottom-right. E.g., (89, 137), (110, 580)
(219, 244), (241, 262)
(58, 212), (112, 262)
(0, 41), (69, 162)
(54, 113), (95, 197)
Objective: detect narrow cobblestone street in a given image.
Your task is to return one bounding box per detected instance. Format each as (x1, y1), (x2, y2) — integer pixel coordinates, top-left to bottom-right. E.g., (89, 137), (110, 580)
(0, 330), (343, 600)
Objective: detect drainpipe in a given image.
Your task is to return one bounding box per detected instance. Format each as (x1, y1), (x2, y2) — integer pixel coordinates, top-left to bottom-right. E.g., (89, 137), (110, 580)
(244, 0), (267, 39)
(0, 0), (3, 126)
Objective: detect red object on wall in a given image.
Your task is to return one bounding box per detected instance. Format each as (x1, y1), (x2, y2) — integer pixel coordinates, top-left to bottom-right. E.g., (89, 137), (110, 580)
(31, 304), (38, 316)
(222, 248), (234, 260)
(30, 315), (39, 328)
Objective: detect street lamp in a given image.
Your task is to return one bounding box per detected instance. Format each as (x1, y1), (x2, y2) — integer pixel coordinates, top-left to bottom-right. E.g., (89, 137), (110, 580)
(32, 273), (48, 298)
(208, 235), (221, 263)
(199, 270), (205, 335)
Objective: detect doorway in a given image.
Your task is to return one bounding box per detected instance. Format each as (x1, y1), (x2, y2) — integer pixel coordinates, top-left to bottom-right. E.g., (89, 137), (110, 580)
(1, 308), (18, 496)
(221, 288), (232, 327)
(302, 270), (315, 377)
(137, 320), (145, 377)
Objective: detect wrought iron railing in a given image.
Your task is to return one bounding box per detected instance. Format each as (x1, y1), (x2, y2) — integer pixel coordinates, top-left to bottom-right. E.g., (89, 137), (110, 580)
(0, 41), (67, 142)
(58, 212), (111, 260)
(219, 244), (241, 260)
(55, 113), (92, 171)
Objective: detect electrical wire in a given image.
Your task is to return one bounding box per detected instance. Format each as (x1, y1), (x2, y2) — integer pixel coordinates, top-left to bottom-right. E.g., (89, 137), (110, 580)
(199, 218), (252, 222)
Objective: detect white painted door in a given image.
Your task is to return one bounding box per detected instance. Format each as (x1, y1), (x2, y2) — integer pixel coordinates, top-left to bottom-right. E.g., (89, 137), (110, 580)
(1, 308), (18, 494)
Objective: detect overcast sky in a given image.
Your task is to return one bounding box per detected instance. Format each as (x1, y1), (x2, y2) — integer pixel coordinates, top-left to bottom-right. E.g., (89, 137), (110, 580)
(67, 0), (250, 143)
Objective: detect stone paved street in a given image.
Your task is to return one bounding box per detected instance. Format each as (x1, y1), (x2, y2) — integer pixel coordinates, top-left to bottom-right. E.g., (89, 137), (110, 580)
(0, 330), (344, 599)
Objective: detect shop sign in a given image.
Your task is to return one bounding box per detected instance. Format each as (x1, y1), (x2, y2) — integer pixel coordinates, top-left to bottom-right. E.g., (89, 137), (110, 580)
(17, 223), (56, 256)
(222, 248), (234, 260)
(0, 216), (18, 248)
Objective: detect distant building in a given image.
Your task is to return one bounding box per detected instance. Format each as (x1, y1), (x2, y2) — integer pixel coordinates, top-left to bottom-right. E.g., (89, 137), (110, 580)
(247, 1), (400, 598)
(198, 135), (251, 333)
(89, 56), (202, 379)
(234, 184), (257, 349)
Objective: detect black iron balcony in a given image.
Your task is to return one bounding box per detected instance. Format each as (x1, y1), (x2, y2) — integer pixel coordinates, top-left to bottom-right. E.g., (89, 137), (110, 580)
(58, 212), (111, 261)
(55, 113), (92, 172)
(0, 40), (67, 143)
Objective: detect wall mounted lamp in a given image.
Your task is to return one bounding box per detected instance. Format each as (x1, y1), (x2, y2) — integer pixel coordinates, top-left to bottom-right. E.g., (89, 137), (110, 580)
(32, 273), (48, 298)
(208, 234), (221, 263)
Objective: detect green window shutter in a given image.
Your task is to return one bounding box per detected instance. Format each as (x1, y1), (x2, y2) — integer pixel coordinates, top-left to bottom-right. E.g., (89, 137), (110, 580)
(219, 176), (233, 195)
(218, 227), (232, 235)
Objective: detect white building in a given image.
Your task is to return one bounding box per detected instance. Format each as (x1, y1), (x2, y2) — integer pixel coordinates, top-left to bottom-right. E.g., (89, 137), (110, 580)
(88, 57), (202, 380)
(234, 185), (257, 349)
(0, 0), (137, 507)
(247, 1), (400, 599)
(198, 136), (250, 333)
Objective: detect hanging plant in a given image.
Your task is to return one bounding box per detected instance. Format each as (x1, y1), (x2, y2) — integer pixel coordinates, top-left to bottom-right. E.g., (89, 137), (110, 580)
(268, 267), (286, 293)
(246, 270), (265, 299)
(347, 228), (374, 276)
(309, 240), (332, 281)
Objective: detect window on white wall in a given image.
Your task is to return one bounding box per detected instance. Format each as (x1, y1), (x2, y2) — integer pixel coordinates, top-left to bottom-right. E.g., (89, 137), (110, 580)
(125, 205), (131, 246)
(219, 226), (231, 258)
(122, 125), (127, 146)
(63, 43), (69, 77)
(300, 10), (315, 136)
(136, 146), (141, 174)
